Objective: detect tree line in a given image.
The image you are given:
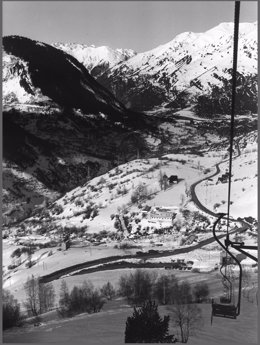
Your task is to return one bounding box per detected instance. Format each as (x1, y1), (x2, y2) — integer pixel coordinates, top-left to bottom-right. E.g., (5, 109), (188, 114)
(121, 270), (207, 343)
(118, 269), (209, 306)
(2, 276), (116, 329)
(3, 270), (209, 343)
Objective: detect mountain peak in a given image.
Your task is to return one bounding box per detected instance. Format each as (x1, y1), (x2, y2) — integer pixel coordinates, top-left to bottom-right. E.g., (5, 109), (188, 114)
(174, 31), (199, 42)
(206, 21), (257, 37)
(208, 22), (235, 33)
(96, 22), (257, 111)
(51, 42), (137, 77)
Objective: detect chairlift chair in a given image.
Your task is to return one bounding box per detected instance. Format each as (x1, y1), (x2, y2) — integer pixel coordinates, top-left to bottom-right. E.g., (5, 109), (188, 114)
(210, 1), (257, 324)
(211, 213), (242, 324)
(211, 300), (238, 321)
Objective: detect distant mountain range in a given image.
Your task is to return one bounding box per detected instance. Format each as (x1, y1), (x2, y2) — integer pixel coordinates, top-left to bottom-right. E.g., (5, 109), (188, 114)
(52, 42), (136, 78)
(2, 22), (257, 224)
(53, 22), (257, 110)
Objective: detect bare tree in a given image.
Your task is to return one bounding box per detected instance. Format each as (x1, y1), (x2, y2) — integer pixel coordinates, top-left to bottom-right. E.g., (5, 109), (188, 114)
(176, 281), (193, 304)
(154, 274), (179, 305)
(38, 282), (55, 313)
(24, 276), (55, 316)
(119, 270), (156, 305)
(168, 303), (203, 343)
(58, 279), (70, 313)
(158, 170), (164, 190)
(100, 282), (116, 300)
(184, 183), (191, 198)
(130, 183), (148, 204)
(58, 280), (105, 317)
(23, 275), (40, 316)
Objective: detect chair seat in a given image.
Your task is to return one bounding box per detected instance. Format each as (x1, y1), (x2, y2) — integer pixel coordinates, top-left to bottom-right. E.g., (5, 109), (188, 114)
(212, 303), (237, 318)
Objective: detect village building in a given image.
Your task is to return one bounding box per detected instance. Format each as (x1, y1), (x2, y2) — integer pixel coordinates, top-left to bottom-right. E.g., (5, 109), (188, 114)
(129, 206), (180, 234)
(148, 206), (179, 222)
(149, 210), (174, 221)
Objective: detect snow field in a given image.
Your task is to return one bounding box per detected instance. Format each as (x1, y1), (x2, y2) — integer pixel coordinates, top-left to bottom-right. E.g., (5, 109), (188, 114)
(196, 148), (257, 218)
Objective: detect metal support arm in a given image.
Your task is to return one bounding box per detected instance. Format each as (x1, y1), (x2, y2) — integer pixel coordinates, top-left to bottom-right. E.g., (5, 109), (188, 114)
(213, 213), (242, 316)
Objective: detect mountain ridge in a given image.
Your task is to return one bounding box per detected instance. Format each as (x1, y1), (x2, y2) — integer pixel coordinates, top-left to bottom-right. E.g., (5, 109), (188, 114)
(3, 35), (127, 119)
(32, 22), (257, 111)
(2, 35), (154, 225)
(95, 21), (257, 110)
(51, 42), (137, 78)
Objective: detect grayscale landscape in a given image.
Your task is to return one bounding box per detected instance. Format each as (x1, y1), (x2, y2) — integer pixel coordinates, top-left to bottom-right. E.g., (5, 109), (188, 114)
(2, 2), (258, 344)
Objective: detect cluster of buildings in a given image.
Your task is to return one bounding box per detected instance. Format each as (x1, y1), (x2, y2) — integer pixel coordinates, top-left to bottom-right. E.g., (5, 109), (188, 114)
(130, 206), (179, 236)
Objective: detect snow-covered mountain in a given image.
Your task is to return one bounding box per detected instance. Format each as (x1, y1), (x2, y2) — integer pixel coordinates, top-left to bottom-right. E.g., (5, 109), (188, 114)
(52, 42), (136, 78)
(97, 22), (257, 110)
(2, 36), (130, 117)
(2, 24), (257, 224)
(2, 36), (152, 224)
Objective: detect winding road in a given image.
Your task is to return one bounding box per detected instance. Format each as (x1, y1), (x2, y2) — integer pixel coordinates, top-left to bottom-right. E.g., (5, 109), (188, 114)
(39, 139), (251, 284)
(190, 139), (241, 217)
(39, 224), (248, 284)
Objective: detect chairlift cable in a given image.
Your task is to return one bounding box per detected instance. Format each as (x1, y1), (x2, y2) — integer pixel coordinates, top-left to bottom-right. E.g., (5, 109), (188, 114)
(226, 1), (240, 234)
(211, 2), (242, 323)
(222, 0), (240, 283)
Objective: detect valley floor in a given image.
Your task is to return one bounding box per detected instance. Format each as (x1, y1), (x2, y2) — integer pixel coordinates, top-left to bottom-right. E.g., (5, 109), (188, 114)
(3, 128), (257, 344)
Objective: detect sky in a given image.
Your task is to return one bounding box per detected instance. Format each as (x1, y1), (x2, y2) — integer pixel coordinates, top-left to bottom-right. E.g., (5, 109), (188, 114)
(3, 1), (258, 52)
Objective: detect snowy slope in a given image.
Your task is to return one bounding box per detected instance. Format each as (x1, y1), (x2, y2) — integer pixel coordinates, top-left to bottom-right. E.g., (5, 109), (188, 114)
(15, 127), (257, 237)
(2, 36), (128, 117)
(2, 51), (55, 106)
(52, 42), (136, 77)
(196, 131), (258, 218)
(8, 155), (212, 235)
(98, 22), (257, 110)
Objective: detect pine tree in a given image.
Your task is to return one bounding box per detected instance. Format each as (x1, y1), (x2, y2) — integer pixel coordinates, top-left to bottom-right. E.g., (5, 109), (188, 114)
(125, 300), (176, 343)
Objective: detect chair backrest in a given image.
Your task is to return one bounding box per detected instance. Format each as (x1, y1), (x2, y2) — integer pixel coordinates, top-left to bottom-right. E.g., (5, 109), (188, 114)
(212, 302), (237, 318)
